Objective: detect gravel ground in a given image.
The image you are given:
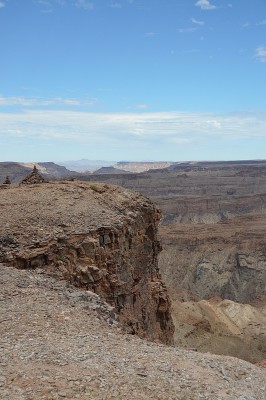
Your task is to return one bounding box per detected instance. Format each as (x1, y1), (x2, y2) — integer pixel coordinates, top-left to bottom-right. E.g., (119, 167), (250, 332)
(0, 264), (265, 400)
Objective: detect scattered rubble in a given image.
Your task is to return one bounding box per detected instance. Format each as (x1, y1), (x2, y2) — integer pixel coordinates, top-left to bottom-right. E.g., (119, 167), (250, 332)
(0, 264), (265, 400)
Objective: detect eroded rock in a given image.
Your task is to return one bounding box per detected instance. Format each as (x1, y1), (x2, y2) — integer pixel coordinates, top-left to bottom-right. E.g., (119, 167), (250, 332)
(0, 181), (174, 344)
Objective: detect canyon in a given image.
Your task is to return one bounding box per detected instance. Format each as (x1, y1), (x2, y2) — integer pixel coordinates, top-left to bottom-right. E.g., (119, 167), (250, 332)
(0, 161), (266, 398)
(81, 160), (266, 363)
(1, 160), (266, 361)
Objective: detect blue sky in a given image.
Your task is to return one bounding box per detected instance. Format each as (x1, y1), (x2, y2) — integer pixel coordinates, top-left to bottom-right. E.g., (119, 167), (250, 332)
(0, 0), (266, 162)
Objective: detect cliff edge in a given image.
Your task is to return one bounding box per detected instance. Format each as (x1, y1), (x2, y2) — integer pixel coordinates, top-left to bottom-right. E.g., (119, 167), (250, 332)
(0, 181), (174, 344)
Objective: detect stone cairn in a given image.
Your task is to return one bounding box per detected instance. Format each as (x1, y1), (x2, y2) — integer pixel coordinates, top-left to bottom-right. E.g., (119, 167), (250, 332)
(3, 176), (11, 185)
(20, 165), (46, 185)
(0, 176), (11, 189)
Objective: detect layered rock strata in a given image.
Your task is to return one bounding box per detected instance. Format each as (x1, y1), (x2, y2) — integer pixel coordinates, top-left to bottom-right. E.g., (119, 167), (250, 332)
(0, 181), (174, 344)
(159, 217), (266, 303)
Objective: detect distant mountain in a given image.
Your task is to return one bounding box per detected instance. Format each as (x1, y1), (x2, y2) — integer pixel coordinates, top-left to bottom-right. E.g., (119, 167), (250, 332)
(57, 159), (116, 172)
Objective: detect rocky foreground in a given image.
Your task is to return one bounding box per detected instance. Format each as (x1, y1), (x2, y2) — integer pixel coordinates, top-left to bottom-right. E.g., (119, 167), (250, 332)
(1, 264), (265, 400)
(0, 180), (265, 399)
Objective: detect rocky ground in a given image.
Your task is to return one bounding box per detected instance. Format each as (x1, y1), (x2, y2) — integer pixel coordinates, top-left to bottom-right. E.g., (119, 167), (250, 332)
(1, 264), (265, 400)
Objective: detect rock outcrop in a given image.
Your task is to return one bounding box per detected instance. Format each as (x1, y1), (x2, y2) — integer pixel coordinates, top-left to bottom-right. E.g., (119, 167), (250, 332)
(0, 181), (174, 344)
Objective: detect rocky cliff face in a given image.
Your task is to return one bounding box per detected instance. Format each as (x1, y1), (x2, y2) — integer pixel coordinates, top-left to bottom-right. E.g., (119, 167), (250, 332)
(159, 216), (266, 362)
(0, 181), (174, 344)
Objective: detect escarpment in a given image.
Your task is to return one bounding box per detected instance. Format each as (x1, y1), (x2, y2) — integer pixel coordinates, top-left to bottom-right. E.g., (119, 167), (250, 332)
(0, 181), (174, 344)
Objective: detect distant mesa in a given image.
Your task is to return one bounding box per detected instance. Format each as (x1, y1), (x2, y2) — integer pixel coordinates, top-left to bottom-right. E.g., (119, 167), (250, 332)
(57, 159), (116, 173)
(114, 161), (174, 173)
(20, 165), (46, 185)
(57, 160), (175, 174)
(93, 166), (129, 175)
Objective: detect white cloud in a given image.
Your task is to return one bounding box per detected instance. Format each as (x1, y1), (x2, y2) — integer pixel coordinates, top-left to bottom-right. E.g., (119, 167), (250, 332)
(257, 19), (266, 26)
(255, 46), (266, 63)
(191, 18), (204, 26)
(75, 0), (94, 10)
(1, 110), (266, 147)
(195, 0), (216, 10)
(168, 137), (193, 144)
(0, 2), (5, 8)
(0, 95), (97, 107)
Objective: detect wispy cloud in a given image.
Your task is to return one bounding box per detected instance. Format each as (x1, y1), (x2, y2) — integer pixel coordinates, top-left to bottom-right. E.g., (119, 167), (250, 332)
(242, 22), (250, 28)
(134, 104), (149, 109)
(257, 19), (266, 26)
(185, 48), (199, 54)
(195, 0), (216, 10)
(75, 0), (94, 10)
(0, 95), (97, 107)
(0, 1), (5, 8)
(110, 2), (122, 8)
(1, 110), (266, 145)
(37, 0), (53, 13)
(177, 28), (197, 33)
(191, 18), (204, 26)
(255, 46), (266, 63)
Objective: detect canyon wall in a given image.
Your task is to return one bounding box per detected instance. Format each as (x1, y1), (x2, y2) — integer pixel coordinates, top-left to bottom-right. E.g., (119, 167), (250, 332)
(159, 217), (266, 303)
(78, 162), (266, 361)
